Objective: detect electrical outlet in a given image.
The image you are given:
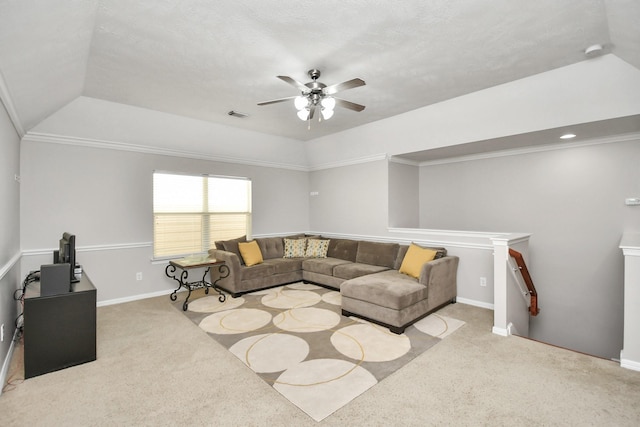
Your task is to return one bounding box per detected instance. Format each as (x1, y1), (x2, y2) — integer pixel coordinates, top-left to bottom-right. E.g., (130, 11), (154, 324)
(136, 272), (143, 281)
(480, 277), (487, 287)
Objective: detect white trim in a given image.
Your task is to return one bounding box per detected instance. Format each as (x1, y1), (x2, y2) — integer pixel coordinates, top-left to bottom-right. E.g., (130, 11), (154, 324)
(80, 242), (152, 253)
(21, 242), (152, 257)
(388, 227), (510, 250)
(311, 230), (502, 251)
(307, 153), (388, 171)
(490, 233), (533, 247)
(620, 357), (640, 372)
(0, 252), (21, 281)
(621, 247), (640, 257)
(0, 328), (18, 397)
(492, 326), (510, 337)
(619, 233), (640, 257)
(417, 132), (640, 166)
(387, 156), (420, 166)
(22, 132), (308, 172)
(97, 288), (182, 307)
(456, 297), (494, 310)
(0, 69), (25, 138)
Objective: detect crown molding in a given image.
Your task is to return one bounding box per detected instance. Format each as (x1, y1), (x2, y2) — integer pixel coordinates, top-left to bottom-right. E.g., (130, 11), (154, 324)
(307, 153), (388, 171)
(387, 156), (420, 166)
(22, 131), (309, 172)
(0, 70), (25, 138)
(417, 131), (640, 166)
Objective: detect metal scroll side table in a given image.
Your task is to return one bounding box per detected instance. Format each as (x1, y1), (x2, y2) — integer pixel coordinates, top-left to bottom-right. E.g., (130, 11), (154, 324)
(165, 255), (229, 310)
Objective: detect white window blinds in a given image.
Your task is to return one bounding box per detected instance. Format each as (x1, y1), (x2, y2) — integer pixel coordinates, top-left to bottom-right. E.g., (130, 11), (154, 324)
(153, 172), (251, 258)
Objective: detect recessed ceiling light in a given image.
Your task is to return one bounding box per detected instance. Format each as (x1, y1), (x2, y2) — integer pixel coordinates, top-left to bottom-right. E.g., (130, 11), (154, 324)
(560, 133), (576, 140)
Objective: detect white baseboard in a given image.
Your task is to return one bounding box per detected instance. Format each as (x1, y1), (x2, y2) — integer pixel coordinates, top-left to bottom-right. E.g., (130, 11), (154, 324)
(492, 326), (510, 337)
(620, 351), (640, 371)
(456, 297), (494, 310)
(0, 328), (18, 397)
(97, 288), (183, 307)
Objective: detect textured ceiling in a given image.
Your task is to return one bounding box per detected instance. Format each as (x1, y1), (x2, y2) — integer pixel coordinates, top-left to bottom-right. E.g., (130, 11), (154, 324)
(0, 0), (638, 141)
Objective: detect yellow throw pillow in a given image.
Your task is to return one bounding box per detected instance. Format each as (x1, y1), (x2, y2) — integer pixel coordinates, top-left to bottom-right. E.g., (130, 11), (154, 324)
(399, 243), (438, 279)
(238, 240), (263, 267)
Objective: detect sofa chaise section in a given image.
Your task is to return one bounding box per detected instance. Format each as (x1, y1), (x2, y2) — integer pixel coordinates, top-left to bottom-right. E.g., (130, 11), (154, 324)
(341, 255), (459, 334)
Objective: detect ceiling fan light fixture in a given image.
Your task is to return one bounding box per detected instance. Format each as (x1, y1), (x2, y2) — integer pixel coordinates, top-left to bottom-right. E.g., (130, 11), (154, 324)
(257, 69), (366, 124)
(297, 109), (310, 121)
(321, 108), (334, 120)
(294, 95), (309, 110)
(321, 96), (335, 111)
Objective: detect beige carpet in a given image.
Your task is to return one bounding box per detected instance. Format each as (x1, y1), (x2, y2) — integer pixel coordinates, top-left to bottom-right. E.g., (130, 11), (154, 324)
(2, 289), (640, 426)
(174, 282), (464, 421)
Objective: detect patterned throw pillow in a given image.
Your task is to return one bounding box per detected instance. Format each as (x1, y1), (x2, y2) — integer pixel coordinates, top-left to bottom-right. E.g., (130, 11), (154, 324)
(305, 239), (330, 258)
(283, 238), (307, 258)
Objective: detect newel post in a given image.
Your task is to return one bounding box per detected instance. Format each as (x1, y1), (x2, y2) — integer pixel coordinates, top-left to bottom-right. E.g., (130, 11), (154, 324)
(620, 233), (640, 371)
(490, 233), (532, 337)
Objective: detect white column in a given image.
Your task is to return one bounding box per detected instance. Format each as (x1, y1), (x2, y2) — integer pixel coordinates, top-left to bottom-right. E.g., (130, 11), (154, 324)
(491, 233), (532, 336)
(620, 233), (640, 371)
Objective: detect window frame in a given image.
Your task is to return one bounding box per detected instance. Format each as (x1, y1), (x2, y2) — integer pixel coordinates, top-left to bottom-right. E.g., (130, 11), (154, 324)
(152, 170), (252, 260)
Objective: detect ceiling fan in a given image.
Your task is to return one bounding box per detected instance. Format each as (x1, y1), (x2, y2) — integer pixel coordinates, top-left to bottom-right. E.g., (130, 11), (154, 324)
(258, 69), (366, 122)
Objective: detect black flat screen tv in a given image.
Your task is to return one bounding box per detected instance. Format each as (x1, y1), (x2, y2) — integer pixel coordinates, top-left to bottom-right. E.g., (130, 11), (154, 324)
(58, 232), (78, 283)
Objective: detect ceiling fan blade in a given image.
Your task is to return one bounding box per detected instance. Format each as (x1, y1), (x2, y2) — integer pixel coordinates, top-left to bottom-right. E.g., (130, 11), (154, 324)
(335, 97), (366, 112)
(277, 75), (310, 93)
(257, 96), (297, 106)
(323, 78), (365, 95)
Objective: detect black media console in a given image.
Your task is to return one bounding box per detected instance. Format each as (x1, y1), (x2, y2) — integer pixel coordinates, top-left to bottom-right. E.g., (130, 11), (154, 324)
(23, 273), (96, 379)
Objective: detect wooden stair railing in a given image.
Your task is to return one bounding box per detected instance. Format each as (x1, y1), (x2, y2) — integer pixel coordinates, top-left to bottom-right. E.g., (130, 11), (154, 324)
(509, 248), (540, 316)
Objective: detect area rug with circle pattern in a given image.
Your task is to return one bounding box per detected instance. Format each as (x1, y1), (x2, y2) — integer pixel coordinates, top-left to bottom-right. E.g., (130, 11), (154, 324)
(173, 282), (465, 422)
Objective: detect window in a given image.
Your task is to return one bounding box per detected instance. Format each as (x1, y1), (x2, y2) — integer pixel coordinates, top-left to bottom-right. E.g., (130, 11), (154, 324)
(153, 172), (251, 258)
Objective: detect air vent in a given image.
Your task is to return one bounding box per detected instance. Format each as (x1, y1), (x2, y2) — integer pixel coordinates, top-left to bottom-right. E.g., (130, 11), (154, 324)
(228, 110), (249, 118)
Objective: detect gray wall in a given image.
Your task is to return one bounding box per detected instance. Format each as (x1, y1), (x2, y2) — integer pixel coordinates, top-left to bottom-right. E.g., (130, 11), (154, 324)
(418, 139), (640, 359)
(309, 160), (389, 236)
(0, 101), (21, 376)
(19, 140), (310, 303)
(388, 161), (419, 228)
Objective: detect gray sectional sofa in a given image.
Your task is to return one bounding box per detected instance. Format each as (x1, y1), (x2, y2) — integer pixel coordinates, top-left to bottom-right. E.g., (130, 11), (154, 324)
(209, 235), (458, 334)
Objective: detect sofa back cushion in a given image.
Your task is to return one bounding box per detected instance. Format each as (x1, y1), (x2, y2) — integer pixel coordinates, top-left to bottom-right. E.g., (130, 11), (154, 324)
(356, 241), (399, 269)
(215, 235), (247, 265)
(256, 237), (285, 259)
(327, 239), (359, 262)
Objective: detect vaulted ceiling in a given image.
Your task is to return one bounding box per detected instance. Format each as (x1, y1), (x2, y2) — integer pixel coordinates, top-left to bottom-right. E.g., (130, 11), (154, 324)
(0, 0), (639, 142)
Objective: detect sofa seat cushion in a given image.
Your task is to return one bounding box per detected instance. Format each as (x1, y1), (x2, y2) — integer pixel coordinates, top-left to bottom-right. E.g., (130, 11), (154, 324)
(340, 270), (428, 310)
(241, 263), (275, 281)
(333, 262), (389, 280)
(265, 258), (304, 274)
(302, 257), (352, 276)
